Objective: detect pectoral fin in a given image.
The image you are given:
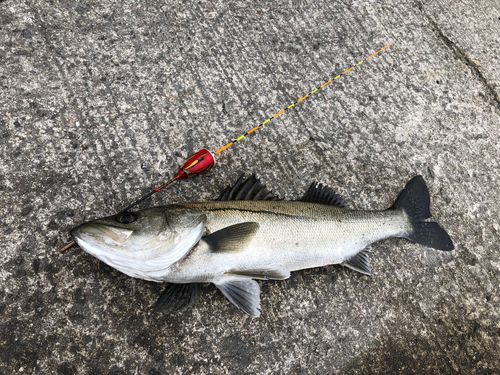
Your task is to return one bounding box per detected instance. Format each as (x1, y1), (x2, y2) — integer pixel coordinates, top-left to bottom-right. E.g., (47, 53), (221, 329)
(152, 283), (200, 314)
(204, 222), (259, 253)
(342, 246), (372, 276)
(216, 279), (261, 317)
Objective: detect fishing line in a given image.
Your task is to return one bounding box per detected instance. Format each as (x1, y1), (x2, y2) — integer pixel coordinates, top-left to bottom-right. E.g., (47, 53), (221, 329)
(214, 43), (393, 154)
(58, 43), (393, 253)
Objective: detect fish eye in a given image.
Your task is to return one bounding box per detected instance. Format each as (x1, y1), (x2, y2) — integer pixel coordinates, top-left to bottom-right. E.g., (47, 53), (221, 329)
(116, 212), (137, 224)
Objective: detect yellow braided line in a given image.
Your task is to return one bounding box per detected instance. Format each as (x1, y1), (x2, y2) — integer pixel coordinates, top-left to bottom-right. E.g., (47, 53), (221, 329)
(215, 142), (233, 154)
(343, 67), (354, 75)
(247, 126), (260, 134)
(273, 109), (286, 118)
(214, 43), (393, 155)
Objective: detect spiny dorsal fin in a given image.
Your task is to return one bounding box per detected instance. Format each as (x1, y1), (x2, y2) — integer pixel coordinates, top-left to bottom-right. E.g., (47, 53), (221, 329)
(216, 278), (261, 317)
(204, 222), (259, 253)
(224, 269), (291, 280)
(300, 182), (345, 207)
(152, 283), (200, 314)
(217, 174), (280, 201)
(342, 246), (372, 276)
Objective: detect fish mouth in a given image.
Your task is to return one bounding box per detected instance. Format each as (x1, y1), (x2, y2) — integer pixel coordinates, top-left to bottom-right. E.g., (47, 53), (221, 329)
(71, 223), (133, 244)
(70, 223), (136, 268)
(70, 223), (134, 261)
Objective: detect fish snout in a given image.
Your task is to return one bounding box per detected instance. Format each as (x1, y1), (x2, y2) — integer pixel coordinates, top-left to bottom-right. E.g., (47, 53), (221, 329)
(70, 224), (85, 242)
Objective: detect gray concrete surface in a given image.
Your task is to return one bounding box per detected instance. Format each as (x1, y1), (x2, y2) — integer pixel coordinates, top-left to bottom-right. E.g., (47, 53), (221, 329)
(1, 0), (499, 373)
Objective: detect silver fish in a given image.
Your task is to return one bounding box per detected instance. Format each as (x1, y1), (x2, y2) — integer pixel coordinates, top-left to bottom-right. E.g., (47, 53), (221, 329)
(70, 175), (453, 317)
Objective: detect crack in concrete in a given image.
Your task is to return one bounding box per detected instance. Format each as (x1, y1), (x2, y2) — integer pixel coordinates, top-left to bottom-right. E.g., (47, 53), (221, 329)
(417, 1), (500, 111)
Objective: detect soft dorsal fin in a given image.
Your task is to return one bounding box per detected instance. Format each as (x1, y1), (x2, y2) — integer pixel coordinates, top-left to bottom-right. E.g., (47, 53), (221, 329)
(217, 174), (280, 201)
(216, 278), (261, 317)
(342, 246), (372, 276)
(204, 222), (259, 253)
(152, 283), (200, 314)
(300, 182), (345, 207)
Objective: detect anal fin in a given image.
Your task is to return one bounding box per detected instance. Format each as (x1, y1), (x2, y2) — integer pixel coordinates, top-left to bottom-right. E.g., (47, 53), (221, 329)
(342, 246), (372, 276)
(153, 283), (200, 314)
(216, 279), (261, 317)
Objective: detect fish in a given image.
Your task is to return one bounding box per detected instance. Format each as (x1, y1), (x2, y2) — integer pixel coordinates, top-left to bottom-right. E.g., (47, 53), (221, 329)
(70, 174), (454, 317)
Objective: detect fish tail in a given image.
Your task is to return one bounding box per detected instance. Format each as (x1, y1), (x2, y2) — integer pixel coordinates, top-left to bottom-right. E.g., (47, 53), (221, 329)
(392, 176), (454, 251)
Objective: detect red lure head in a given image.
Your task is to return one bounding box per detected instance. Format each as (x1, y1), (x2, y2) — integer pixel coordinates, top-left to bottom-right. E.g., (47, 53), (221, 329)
(175, 149), (215, 180)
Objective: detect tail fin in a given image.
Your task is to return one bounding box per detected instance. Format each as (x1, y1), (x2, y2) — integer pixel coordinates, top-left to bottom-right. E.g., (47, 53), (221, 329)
(392, 176), (454, 251)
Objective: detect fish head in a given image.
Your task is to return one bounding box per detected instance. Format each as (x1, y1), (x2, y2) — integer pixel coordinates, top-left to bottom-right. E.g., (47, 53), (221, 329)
(70, 206), (206, 281)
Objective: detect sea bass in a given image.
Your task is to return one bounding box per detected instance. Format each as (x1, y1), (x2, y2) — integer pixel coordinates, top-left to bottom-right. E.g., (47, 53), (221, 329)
(70, 175), (453, 317)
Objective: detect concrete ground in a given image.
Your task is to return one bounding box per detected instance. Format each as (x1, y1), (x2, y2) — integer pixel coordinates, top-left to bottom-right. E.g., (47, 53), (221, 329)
(1, 0), (499, 373)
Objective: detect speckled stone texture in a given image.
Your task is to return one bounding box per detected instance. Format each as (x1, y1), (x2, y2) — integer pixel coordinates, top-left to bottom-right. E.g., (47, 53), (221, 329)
(1, 0), (499, 373)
